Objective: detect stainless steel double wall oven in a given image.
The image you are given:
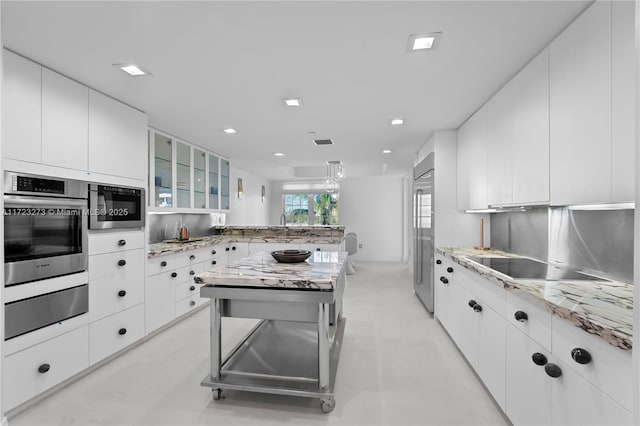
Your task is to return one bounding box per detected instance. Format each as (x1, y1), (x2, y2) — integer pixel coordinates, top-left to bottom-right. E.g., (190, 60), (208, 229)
(4, 172), (89, 340)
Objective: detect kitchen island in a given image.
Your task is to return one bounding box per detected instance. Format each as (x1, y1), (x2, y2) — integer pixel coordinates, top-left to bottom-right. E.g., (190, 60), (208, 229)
(195, 251), (347, 413)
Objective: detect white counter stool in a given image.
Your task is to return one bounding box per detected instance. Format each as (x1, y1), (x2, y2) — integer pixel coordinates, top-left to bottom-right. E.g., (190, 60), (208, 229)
(344, 232), (357, 274)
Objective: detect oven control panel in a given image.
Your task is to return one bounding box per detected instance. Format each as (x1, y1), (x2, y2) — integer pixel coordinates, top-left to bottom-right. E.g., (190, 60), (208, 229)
(13, 175), (65, 194)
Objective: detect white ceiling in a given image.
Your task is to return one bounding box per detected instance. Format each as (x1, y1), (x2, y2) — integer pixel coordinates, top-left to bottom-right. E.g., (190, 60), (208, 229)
(2, 1), (591, 181)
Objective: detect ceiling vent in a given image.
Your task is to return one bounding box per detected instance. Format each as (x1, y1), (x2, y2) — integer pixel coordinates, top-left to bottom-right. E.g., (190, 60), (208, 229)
(313, 139), (334, 146)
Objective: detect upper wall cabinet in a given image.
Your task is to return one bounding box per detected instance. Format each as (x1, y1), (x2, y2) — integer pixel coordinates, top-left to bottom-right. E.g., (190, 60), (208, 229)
(549, 0), (633, 205)
(149, 128), (230, 210)
(3, 50), (43, 163)
(88, 90), (148, 182)
(487, 48), (550, 206)
(457, 105), (488, 210)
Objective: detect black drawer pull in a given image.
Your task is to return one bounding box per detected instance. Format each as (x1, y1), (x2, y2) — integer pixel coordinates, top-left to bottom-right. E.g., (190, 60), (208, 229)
(190, 285), (196, 291)
(225, 247), (230, 251)
(514, 311), (528, 322)
(118, 328), (127, 335)
(571, 348), (592, 365)
(211, 260), (217, 265)
(38, 363), (50, 374)
(211, 250), (216, 255)
(118, 259), (126, 267)
(473, 304), (483, 312)
(190, 255), (196, 260)
(190, 301), (196, 306)
(118, 239), (126, 246)
(161, 261), (167, 267)
(189, 270), (195, 276)
(118, 290), (126, 297)
(171, 272), (178, 278)
(436, 259), (442, 265)
(446, 267), (454, 273)
(545, 363), (562, 378)
(440, 276), (449, 284)
(232, 246), (236, 251)
(468, 300), (477, 308)
(532, 353), (547, 366)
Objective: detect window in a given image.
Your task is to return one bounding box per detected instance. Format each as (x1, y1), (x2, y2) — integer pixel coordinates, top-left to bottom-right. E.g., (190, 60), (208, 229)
(283, 193), (339, 225)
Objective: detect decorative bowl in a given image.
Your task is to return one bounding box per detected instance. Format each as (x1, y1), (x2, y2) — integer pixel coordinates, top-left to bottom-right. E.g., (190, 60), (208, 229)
(271, 249), (312, 263)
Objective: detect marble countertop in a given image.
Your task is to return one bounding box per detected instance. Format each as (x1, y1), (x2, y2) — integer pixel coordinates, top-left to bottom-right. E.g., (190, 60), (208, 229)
(148, 235), (343, 258)
(437, 247), (633, 351)
(194, 251), (348, 291)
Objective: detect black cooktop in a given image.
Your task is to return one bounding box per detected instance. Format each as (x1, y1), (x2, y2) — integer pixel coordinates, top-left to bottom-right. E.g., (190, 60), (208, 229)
(466, 257), (603, 281)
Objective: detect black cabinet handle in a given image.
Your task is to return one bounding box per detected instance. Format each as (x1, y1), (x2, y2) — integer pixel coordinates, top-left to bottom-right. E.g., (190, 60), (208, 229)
(440, 276), (449, 284)
(571, 348), (592, 365)
(118, 259), (126, 267)
(171, 272), (178, 278)
(225, 247), (230, 251)
(190, 285), (196, 291)
(190, 255), (196, 261)
(232, 246), (236, 251)
(468, 300), (477, 308)
(532, 352), (548, 366)
(38, 363), (50, 374)
(118, 290), (126, 297)
(316, 248), (321, 251)
(190, 301), (196, 306)
(118, 328), (127, 335)
(118, 239), (126, 246)
(161, 261), (167, 267)
(211, 250), (216, 255)
(446, 267), (454, 273)
(211, 260), (217, 265)
(189, 270), (195, 276)
(436, 259), (442, 265)
(473, 304), (483, 312)
(545, 363), (562, 378)
(514, 311), (528, 322)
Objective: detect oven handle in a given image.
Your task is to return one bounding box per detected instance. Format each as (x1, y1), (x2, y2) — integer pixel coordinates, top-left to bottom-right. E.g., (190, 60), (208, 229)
(4, 195), (87, 208)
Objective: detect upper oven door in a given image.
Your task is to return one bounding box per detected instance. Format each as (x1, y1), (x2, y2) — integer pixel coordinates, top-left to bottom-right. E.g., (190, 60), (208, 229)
(89, 184), (145, 229)
(3, 195), (88, 286)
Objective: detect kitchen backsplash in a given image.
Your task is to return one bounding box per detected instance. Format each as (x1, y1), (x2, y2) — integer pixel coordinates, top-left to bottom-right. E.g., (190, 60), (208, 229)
(490, 206), (634, 283)
(148, 212), (225, 244)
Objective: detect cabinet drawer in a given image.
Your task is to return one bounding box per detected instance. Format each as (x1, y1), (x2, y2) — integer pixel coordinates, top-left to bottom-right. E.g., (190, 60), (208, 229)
(89, 304), (144, 365)
(299, 243), (339, 252)
(4, 326), (89, 410)
(175, 281), (202, 302)
(551, 316), (632, 412)
(175, 293), (208, 318)
(457, 265), (506, 317)
(88, 231), (144, 255)
(147, 254), (189, 276)
(89, 269), (144, 322)
(506, 291), (552, 351)
(88, 249), (144, 281)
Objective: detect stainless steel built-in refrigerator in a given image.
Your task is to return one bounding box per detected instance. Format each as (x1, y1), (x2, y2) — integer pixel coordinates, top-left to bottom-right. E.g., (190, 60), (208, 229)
(413, 154), (434, 313)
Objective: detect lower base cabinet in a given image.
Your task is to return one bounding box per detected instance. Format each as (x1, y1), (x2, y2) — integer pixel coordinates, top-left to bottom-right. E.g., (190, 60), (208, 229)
(4, 326), (90, 410)
(89, 304), (145, 365)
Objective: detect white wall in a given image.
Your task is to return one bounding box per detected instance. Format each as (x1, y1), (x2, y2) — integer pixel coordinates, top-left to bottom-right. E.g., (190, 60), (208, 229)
(339, 176), (404, 262)
(225, 166), (271, 225)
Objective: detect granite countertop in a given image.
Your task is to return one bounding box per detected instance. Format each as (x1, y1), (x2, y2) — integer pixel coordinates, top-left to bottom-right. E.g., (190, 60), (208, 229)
(148, 235), (343, 258)
(194, 251), (348, 291)
(437, 247), (633, 351)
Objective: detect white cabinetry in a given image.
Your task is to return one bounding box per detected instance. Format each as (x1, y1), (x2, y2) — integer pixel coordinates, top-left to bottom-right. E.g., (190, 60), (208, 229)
(3, 326), (89, 410)
(42, 68), (88, 170)
(549, 1), (612, 205)
(2, 50), (42, 163)
(456, 105), (488, 210)
(89, 90), (148, 181)
(487, 48), (549, 206)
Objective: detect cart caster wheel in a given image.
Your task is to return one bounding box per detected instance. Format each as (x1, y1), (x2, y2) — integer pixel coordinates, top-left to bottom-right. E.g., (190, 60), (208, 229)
(212, 389), (223, 400)
(320, 397), (335, 413)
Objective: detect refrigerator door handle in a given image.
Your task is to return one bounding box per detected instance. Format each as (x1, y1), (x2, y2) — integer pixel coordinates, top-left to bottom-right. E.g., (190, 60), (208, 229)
(415, 189), (423, 284)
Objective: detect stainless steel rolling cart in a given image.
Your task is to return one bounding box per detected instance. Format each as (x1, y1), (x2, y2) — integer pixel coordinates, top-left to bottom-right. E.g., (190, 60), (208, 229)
(196, 251), (347, 413)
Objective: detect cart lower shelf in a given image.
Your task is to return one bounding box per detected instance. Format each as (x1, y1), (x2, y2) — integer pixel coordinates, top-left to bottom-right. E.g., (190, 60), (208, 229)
(201, 316), (346, 413)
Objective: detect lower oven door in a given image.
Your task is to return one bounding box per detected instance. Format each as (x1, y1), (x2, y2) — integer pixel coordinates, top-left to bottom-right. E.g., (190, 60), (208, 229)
(4, 195), (88, 286)
(5, 284), (88, 340)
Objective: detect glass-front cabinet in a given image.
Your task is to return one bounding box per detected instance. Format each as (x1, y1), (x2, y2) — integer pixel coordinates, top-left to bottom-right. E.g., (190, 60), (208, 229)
(149, 128), (230, 210)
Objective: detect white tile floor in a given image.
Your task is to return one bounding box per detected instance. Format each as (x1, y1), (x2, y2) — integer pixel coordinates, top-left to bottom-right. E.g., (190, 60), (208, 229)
(8, 262), (508, 425)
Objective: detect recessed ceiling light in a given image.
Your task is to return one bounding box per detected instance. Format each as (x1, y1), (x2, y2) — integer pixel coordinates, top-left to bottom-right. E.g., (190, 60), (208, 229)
(284, 98), (303, 107)
(407, 33), (440, 51)
(222, 128), (237, 134)
(273, 152), (285, 157)
(383, 149), (392, 154)
(313, 139), (334, 146)
(114, 63), (151, 76)
(390, 119), (404, 126)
